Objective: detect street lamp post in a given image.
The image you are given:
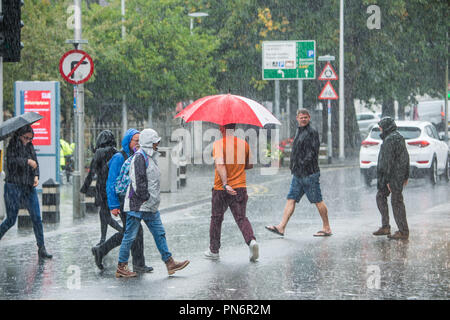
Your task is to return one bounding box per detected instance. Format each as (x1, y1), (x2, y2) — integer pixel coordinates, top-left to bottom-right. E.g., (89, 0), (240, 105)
(339, 0), (345, 159)
(188, 12), (208, 35)
(187, 12), (208, 164)
(121, 0), (127, 136)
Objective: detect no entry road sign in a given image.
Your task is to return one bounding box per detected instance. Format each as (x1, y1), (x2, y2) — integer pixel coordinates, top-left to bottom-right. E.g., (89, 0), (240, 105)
(59, 49), (94, 85)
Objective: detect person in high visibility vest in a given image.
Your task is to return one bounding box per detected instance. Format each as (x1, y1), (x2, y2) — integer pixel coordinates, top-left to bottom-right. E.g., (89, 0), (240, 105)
(60, 139), (74, 182)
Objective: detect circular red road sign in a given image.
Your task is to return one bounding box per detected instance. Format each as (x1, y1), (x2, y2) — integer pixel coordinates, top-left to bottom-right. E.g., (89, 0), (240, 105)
(59, 49), (94, 85)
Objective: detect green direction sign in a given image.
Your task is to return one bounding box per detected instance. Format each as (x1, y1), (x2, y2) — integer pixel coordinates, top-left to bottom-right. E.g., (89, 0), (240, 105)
(262, 40), (316, 80)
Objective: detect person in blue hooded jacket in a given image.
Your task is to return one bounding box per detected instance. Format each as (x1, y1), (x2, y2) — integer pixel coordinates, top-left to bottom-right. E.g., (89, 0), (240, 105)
(91, 128), (153, 273)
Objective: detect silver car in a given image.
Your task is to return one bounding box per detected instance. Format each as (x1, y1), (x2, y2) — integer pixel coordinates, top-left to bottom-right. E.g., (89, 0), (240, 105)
(357, 113), (380, 134)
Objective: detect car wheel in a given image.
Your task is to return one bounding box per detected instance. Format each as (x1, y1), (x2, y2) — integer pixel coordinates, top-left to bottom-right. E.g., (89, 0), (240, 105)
(429, 157), (438, 185)
(443, 155), (450, 183)
(362, 171), (372, 187)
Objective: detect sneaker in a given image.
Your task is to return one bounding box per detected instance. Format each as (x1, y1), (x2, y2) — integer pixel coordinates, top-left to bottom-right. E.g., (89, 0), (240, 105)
(115, 262), (137, 278)
(249, 239), (259, 262)
(387, 231), (409, 240)
(204, 250), (220, 260)
(372, 226), (391, 236)
(165, 257), (190, 275)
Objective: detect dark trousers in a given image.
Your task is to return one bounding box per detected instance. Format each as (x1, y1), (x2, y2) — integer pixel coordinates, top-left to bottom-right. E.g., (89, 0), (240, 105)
(98, 203), (122, 241)
(209, 188), (255, 253)
(0, 183), (45, 248)
(97, 199), (145, 267)
(376, 187), (409, 234)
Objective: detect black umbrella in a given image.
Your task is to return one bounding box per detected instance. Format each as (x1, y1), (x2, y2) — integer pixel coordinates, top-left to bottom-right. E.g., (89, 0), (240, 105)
(0, 112), (44, 141)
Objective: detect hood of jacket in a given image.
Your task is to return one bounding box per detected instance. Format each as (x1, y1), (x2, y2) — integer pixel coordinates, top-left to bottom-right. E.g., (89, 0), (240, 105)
(139, 128), (161, 157)
(378, 117), (397, 140)
(95, 130), (116, 151)
(121, 128), (140, 156)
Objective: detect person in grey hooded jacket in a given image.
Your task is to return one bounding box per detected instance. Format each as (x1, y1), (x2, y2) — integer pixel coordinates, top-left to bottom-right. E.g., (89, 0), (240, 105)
(115, 129), (190, 278)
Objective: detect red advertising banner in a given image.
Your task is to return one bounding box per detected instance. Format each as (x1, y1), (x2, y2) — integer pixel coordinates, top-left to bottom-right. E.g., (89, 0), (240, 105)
(23, 90), (52, 146)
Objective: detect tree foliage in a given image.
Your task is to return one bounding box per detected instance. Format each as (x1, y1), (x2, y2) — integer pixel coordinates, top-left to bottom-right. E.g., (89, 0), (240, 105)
(2, 0), (448, 154)
(83, 0), (220, 121)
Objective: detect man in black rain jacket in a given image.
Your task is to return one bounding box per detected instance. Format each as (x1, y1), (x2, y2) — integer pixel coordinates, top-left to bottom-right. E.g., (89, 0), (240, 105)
(373, 117), (410, 240)
(265, 109), (332, 237)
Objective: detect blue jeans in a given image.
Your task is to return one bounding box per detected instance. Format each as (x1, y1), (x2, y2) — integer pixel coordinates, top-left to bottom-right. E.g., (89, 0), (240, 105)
(0, 183), (45, 248)
(118, 211), (171, 264)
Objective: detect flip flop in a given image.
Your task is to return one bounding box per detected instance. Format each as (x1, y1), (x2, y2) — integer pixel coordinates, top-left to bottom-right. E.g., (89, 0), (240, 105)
(313, 230), (332, 237)
(265, 225), (284, 236)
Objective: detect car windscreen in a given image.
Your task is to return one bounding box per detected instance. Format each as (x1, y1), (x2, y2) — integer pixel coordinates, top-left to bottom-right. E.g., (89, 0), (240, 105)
(369, 127), (422, 140)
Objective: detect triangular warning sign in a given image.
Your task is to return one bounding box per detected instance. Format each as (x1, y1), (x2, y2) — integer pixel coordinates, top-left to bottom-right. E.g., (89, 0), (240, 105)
(318, 81), (338, 100)
(318, 62), (338, 80)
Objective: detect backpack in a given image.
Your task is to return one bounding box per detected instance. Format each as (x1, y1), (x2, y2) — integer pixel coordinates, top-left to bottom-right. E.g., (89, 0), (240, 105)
(115, 149), (149, 196)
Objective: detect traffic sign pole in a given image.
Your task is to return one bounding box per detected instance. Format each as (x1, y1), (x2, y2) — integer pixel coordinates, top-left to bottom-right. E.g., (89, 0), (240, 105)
(61, 2), (94, 220)
(318, 81), (338, 164)
(71, 0), (85, 219)
(298, 79), (303, 111)
(318, 56), (337, 164)
(274, 80), (280, 120)
(327, 99), (332, 162)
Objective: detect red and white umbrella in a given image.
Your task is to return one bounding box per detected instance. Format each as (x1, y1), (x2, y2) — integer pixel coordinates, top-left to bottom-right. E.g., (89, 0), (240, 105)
(174, 94), (281, 127)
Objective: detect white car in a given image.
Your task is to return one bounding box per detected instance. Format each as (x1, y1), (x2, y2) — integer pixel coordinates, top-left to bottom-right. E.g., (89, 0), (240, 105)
(360, 120), (450, 186)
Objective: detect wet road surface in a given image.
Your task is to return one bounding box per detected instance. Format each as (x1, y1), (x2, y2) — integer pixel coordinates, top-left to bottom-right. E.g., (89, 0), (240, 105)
(0, 166), (448, 300)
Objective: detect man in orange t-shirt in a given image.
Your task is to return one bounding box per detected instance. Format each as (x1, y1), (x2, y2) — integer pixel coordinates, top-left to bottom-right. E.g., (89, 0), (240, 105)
(204, 123), (259, 262)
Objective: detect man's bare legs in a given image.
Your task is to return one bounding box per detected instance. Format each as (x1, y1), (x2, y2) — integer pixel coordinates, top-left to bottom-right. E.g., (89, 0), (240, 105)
(315, 201), (331, 234)
(274, 199), (296, 234)
(272, 199), (331, 235)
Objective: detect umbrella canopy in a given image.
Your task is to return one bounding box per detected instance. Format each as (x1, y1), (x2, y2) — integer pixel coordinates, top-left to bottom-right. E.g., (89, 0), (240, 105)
(0, 112), (44, 141)
(175, 94), (281, 127)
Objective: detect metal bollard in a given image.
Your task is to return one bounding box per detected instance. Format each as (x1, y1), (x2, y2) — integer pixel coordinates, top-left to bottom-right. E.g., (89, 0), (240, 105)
(84, 177), (97, 213)
(42, 179), (60, 223)
(17, 202), (32, 228)
(179, 156), (187, 187)
(319, 143), (329, 165)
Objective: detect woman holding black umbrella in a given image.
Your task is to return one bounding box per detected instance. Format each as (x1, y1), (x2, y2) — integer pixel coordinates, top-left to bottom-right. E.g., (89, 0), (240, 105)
(0, 125), (52, 259)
